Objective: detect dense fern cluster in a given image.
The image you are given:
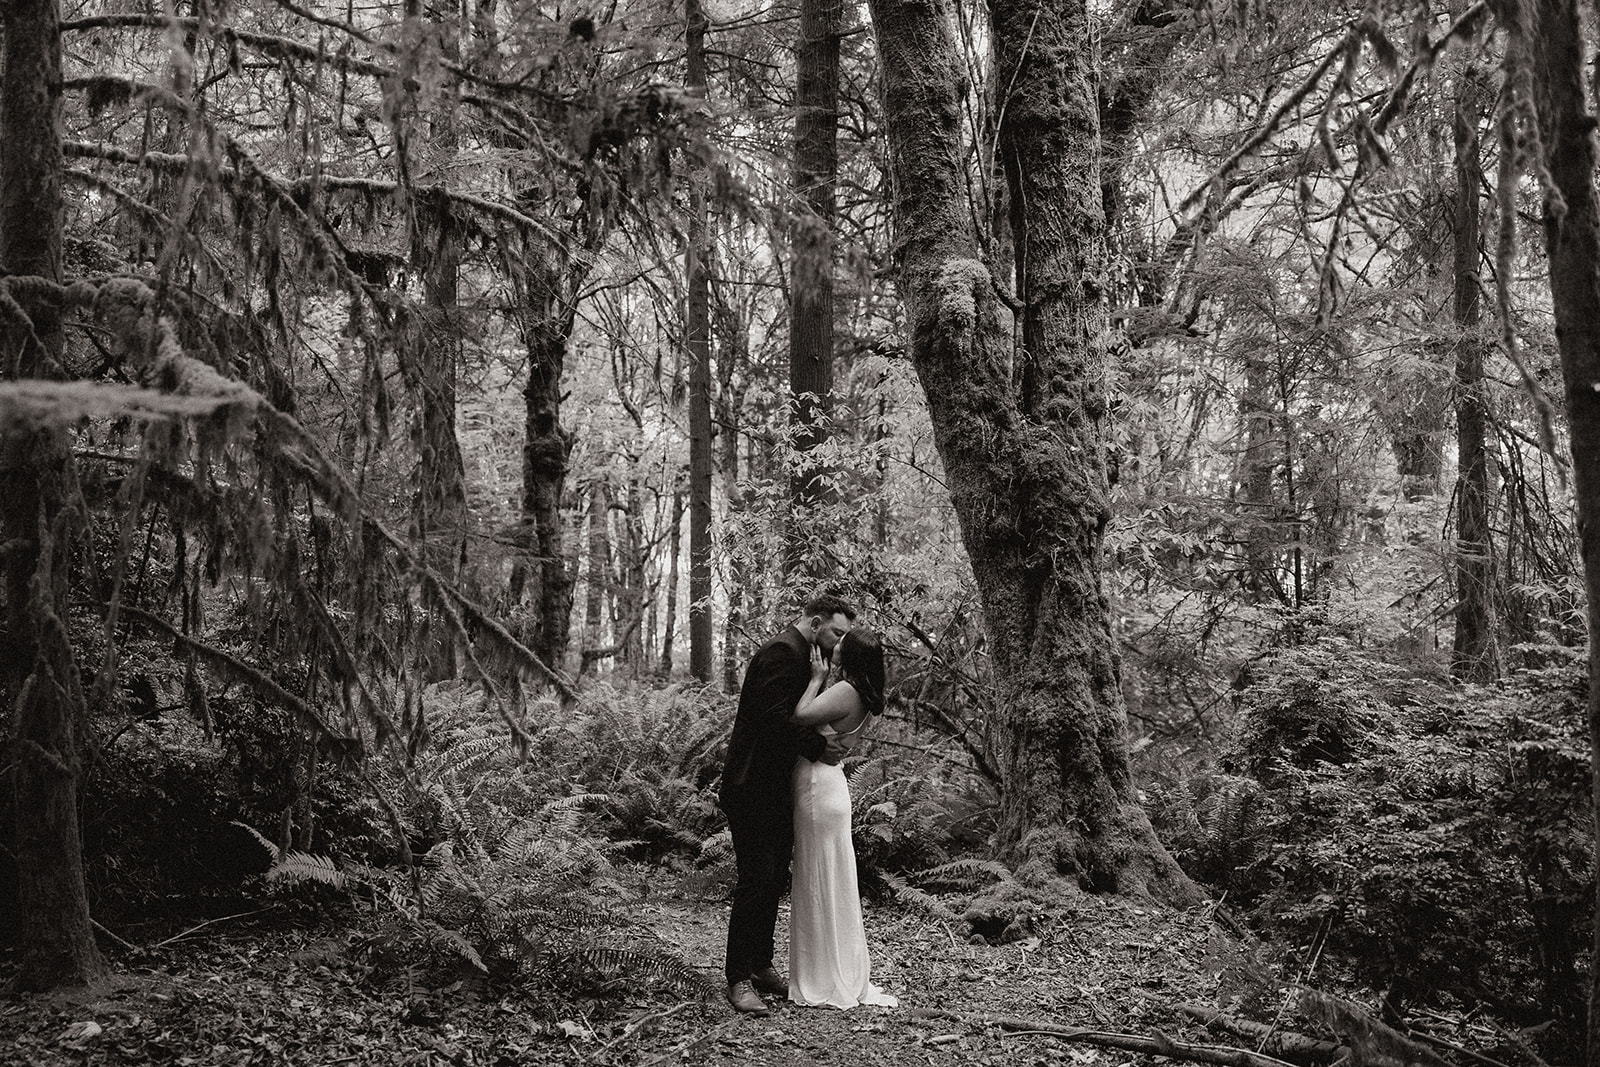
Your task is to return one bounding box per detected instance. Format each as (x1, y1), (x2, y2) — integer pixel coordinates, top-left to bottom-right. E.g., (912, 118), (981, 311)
(246, 705), (712, 996)
(1149, 644), (1593, 1052)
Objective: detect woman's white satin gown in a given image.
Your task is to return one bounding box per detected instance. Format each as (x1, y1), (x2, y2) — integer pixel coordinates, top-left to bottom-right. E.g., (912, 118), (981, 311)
(788, 726), (897, 1009)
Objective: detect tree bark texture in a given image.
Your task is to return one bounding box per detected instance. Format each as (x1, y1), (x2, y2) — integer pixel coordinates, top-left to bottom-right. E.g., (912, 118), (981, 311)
(1238, 346), (1286, 605)
(1450, 73), (1501, 682)
(405, 186), (470, 679)
(786, 0), (841, 572)
(517, 253), (579, 676)
(581, 477), (611, 676)
(0, 0), (108, 990)
(1516, 0), (1600, 1057)
(619, 458), (647, 673)
(867, 0), (1198, 901)
(685, 0), (715, 683)
(660, 478), (685, 676)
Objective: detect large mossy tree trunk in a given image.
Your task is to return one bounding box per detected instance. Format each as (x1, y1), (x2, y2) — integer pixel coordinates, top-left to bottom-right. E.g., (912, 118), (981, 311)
(0, 0), (108, 991)
(1516, 0), (1600, 1055)
(868, 0), (1200, 902)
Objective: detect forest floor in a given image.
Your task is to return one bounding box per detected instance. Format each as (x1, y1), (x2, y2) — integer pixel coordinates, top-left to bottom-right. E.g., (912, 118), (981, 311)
(0, 870), (1395, 1067)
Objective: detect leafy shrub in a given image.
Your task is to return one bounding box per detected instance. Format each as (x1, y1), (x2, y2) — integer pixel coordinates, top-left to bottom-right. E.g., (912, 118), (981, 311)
(846, 755), (957, 894)
(1151, 647), (1593, 1053)
(75, 702), (385, 926)
(80, 720), (254, 923)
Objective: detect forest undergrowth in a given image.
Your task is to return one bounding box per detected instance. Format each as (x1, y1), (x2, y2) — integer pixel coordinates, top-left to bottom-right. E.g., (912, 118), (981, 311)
(0, 865), (1490, 1067)
(3, 655), (1590, 1067)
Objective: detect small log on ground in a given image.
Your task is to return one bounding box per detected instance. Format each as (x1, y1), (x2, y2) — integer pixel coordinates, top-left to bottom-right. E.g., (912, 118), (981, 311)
(1175, 1001), (1347, 1064)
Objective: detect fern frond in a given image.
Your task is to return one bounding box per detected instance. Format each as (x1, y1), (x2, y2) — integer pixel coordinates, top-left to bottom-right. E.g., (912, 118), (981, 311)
(267, 851), (347, 888)
(418, 736), (505, 782)
(566, 946), (712, 994)
(232, 820), (281, 863)
(421, 922), (488, 973)
(698, 829), (733, 865)
(542, 792), (610, 814)
(881, 871), (961, 921)
(914, 858), (1013, 889)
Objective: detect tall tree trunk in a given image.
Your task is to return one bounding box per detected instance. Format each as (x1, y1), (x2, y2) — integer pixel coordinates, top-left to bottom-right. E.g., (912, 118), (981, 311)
(1451, 70), (1500, 682)
(786, 0), (841, 574)
(1517, 0), (1600, 1055)
(405, 186), (469, 679)
(1238, 345), (1286, 605)
(518, 254), (579, 677)
(660, 477), (685, 676)
(619, 454), (647, 674)
(720, 387), (746, 690)
(867, 0), (1199, 901)
(686, 0), (715, 683)
(0, 0), (108, 990)
(581, 477), (612, 676)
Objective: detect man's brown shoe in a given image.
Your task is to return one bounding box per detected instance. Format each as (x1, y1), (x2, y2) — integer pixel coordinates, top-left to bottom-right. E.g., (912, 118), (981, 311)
(750, 966), (789, 998)
(726, 980), (770, 1015)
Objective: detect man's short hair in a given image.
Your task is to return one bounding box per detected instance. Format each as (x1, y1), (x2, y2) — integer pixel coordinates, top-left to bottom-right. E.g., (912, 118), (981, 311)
(803, 591), (857, 620)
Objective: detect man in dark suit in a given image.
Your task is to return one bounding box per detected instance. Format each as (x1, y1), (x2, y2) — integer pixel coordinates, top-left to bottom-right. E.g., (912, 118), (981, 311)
(719, 592), (855, 1015)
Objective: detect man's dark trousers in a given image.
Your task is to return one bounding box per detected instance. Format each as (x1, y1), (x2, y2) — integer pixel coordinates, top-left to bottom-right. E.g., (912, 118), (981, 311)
(724, 802), (793, 984)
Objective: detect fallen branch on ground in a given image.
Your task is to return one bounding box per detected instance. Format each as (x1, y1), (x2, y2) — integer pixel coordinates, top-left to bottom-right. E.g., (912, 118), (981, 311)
(909, 1007), (1303, 1067)
(146, 909), (272, 950)
(1171, 1001), (1346, 1064)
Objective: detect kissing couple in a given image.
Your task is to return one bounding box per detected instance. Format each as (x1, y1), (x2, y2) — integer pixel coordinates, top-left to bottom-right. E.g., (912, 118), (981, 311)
(718, 591), (899, 1014)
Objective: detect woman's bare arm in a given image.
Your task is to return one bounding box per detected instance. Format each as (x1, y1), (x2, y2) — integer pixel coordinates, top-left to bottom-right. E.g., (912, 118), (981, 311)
(795, 679), (860, 726)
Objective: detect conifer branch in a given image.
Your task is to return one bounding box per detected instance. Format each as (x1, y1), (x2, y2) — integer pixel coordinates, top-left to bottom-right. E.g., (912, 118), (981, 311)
(1176, 25), (1361, 218)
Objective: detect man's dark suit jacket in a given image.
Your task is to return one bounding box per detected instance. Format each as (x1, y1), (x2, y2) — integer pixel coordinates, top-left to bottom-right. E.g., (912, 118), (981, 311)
(718, 625), (828, 813)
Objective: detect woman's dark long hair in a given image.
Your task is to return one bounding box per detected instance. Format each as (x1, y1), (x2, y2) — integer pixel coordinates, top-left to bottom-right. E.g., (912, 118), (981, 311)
(838, 629), (886, 716)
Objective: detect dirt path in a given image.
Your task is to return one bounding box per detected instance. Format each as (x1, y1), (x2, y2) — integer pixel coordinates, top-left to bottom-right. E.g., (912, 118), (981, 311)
(0, 876), (1238, 1066)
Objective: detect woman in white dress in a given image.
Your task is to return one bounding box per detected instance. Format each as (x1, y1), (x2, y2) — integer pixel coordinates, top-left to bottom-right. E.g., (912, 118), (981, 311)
(787, 628), (898, 1009)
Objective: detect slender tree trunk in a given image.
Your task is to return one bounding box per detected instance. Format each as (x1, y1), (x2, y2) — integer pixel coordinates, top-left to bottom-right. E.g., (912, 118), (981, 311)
(786, 0), (841, 573)
(0, 0), (108, 990)
(1238, 346), (1286, 604)
(1517, 1), (1600, 1056)
(661, 478), (685, 676)
(581, 478), (612, 676)
(1451, 70), (1500, 682)
(404, 186), (469, 679)
(620, 456), (647, 674)
(869, 0), (1199, 901)
(686, 0), (715, 682)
